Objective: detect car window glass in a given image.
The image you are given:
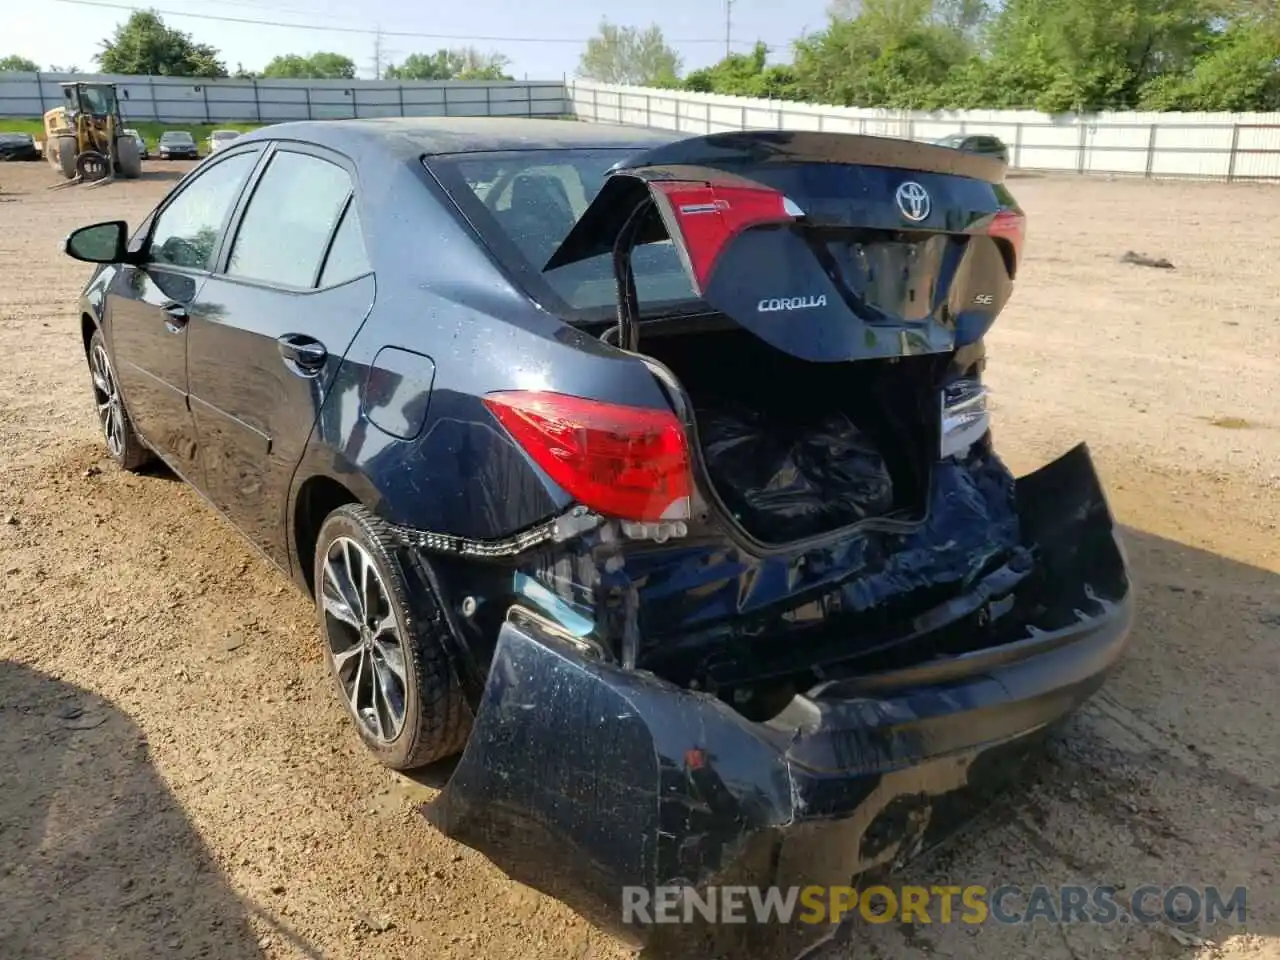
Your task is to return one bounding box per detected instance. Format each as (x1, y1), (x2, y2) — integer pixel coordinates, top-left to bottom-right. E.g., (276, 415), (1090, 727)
(436, 149), (696, 315)
(149, 151), (258, 271)
(318, 202), (371, 288)
(226, 151), (352, 288)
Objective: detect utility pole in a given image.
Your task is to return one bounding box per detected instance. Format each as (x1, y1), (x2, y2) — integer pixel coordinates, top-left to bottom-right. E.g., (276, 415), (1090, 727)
(371, 25), (385, 80)
(724, 0), (734, 58)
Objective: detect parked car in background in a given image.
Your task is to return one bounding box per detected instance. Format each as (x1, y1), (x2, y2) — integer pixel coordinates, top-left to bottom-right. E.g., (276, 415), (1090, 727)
(935, 132), (1010, 164)
(0, 132), (41, 162)
(157, 130), (199, 160)
(60, 118), (1131, 956)
(208, 129), (241, 153)
(123, 128), (149, 160)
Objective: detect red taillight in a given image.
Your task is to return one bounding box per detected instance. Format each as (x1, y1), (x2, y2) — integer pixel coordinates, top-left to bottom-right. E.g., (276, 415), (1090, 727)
(649, 181), (802, 293)
(482, 391), (693, 523)
(985, 208), (1026, 266)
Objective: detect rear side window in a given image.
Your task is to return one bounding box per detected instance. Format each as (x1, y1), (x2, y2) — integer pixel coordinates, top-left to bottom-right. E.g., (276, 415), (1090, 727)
(150, 151), (258, 271)
(227, 150), (352, 288)
(318, 202), (370, 288)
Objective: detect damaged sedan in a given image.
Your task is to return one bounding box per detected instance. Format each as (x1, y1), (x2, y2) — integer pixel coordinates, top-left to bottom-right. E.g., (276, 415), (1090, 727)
(64, 118), (1133, 952)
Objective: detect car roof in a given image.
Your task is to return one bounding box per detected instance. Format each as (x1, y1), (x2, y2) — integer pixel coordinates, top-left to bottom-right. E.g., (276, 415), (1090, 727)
(232, 117), (679, 158)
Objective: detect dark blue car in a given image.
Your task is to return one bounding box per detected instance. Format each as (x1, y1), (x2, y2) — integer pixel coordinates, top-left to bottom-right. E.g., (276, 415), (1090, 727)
(64, 118), (1132, 951)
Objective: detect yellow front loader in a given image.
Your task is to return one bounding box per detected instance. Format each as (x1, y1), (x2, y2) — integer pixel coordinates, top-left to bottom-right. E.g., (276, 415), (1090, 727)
(42, 81), (142, 186)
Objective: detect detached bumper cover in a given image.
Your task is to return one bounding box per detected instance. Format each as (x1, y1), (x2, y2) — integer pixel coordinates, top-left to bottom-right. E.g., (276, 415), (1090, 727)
(424, 444), (1133, 945)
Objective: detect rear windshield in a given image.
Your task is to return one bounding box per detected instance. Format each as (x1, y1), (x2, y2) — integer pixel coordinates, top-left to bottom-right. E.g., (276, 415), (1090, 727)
(427, 149), (697, 321)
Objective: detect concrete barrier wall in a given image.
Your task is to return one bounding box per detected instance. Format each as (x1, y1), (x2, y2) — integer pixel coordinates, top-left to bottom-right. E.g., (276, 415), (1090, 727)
(0, 71), (568, 123)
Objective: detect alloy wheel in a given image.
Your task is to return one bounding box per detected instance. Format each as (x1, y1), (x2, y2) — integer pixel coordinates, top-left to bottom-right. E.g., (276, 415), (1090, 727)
(320, 536), (409, 743)
(90, 342), (125, 459)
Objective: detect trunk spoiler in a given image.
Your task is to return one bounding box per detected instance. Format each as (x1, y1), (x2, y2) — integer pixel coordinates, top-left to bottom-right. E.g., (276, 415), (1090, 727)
(542, 131), (1023, 363)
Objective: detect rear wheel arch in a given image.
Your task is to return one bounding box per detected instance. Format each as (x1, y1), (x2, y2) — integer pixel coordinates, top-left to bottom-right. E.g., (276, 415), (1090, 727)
(292, 473), (363, 596)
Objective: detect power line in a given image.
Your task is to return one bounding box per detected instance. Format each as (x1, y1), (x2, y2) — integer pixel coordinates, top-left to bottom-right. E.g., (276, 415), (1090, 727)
(178, 0), (356, 21)
(51, 0), (738, 45)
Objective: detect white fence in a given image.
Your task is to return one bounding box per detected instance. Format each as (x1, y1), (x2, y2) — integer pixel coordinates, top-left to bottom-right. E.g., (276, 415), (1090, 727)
(4, 70), (1279, 181)
(0, 71), (569, 123)
(569, 79), (1280, 182)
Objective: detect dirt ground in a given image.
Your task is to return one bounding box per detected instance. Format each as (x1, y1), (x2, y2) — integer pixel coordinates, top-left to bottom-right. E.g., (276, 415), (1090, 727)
(0, 159), (1277, 960)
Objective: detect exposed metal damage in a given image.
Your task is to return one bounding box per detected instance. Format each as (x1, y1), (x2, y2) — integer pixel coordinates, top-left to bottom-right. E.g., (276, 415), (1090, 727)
(407, 442), (1132, 958)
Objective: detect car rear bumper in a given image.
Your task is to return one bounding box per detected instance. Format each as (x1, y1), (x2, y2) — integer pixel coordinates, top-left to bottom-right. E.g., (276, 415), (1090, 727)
(423, 443), (1133, 952)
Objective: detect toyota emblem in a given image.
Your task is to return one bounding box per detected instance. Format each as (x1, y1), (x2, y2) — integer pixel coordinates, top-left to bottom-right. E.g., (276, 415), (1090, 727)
(895, 181), (931, 222)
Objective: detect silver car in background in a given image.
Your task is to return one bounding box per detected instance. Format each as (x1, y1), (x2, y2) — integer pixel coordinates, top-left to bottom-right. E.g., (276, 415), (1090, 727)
(207, 129), (242, 153)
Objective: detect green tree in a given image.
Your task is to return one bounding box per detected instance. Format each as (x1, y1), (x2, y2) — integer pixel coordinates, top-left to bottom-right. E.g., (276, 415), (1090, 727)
(0, 55), (40, 72)
(1139, 17), (1280, 110)
(577, 20), (682, 85)
(385, 48), (513, 80)
(684, 42), (802, 99)
(98, 10), (227, 77)
(792, 6), (975, 108)
(970, 0), (1215, 112)
(262, 52), (356, 79)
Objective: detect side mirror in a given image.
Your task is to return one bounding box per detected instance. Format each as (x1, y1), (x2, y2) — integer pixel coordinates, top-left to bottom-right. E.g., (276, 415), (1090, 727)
(64, 220), (128, 264)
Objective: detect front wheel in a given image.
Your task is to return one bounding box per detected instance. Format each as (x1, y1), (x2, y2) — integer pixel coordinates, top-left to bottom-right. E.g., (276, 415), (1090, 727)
(51, 136), (77, 179)
(115, 135), (142, 178)
(313, 504), (472, 770)
(87, 329), (152, 471)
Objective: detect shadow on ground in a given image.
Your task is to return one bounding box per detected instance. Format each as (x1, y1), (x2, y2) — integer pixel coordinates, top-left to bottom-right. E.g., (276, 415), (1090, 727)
(0, 660), (325, 960)
(136, 168), (188, 182)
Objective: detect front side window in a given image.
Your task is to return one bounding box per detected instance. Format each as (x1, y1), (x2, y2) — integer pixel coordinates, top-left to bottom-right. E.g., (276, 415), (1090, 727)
(429, 149), (696, 319)
(226, 150), (353, 288)
(149, 151), (258, 271)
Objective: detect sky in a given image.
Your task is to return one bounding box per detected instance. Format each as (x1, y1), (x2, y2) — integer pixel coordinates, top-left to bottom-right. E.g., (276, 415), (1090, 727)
(8, 0), (834, 80)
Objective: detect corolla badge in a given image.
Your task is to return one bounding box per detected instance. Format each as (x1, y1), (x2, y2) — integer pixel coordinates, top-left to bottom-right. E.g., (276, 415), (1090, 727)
(895, 181), (931, 222)
(757, 295), (827, 313)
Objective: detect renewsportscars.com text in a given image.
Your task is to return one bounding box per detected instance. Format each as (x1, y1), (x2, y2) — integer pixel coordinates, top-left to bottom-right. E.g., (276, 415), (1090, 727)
(622, 884), (1248, 926)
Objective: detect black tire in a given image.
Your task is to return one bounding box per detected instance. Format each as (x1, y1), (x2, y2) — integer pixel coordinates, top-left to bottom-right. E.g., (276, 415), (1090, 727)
(115, 135), (142, 179)
(87, 328), (153, 471)
(313, 504), (472, 770)
(51, 136), (77, 179)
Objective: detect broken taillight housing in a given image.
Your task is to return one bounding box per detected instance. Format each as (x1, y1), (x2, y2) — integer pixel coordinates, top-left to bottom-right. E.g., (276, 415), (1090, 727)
(483, 391), (693, 523)
(980, 207), (1026, 276)
(648, 181), (804, 293)
(940, 377), (990, 460)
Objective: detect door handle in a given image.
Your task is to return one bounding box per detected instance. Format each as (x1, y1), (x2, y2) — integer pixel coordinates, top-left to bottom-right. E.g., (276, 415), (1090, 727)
(162, 302), (188, 334)
(277, 333), (328, 376)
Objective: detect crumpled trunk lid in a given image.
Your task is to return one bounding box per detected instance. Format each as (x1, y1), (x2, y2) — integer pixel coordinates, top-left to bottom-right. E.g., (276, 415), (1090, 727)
(544, 131), (1024, 362)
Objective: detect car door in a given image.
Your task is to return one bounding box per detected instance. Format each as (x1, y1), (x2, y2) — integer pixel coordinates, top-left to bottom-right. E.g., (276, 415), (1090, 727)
(107, 147), (262, 480)
(185, 142), (375, 567)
